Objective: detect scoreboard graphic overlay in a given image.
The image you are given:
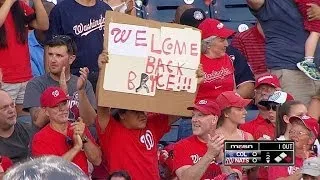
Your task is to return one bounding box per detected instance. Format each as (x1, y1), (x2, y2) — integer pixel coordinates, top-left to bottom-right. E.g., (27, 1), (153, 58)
(224, 141), (294, 166)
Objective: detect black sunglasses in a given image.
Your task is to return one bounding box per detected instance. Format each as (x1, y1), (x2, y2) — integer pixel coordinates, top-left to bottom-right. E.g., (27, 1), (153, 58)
(265, 104), (278, 111)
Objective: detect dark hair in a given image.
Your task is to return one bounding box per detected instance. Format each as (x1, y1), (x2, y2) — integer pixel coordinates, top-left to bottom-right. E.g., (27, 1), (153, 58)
(217, 107), (232, 127)
(108, 170), (131, 180)
(111, 108), (127, 121)
(0, 1), (34, 48)
(275, 100), (304, 138)
(45, 35), (77, 55)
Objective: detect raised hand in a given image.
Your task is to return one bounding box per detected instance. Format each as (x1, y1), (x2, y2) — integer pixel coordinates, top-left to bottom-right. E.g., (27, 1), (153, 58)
(207, 133), (225, 159)
(302, 145), (315, 160)
(307, 3), (320, 21)
(196, 63), (204, 84)
(77, 67), (89, 91)
(70, 117), (86, 137)
(125, 0), (134, 13)
(59, 66), (68, 94)
(98, 50), (109, 70)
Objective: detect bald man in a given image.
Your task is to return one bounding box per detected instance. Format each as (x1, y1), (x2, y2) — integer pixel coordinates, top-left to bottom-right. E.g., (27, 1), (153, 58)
(0, 90), (36, 163)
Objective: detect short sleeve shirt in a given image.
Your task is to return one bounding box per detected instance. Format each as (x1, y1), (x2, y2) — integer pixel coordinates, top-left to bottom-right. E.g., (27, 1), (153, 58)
(196, 54), (235, 102)
(251, 0), (320, 69)
(31, 123), (95, 174)
(96, 114), (170, 180)
(23, 74), (96, 120)
(0, 122), (35, 163)
(173, 135), (222, 179)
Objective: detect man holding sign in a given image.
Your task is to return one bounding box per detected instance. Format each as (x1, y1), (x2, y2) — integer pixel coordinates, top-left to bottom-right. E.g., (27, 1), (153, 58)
(96, 52), (203, 179)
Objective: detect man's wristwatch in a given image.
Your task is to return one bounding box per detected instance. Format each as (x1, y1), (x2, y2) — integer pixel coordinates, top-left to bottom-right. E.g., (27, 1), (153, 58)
(81, 135), (88, 144)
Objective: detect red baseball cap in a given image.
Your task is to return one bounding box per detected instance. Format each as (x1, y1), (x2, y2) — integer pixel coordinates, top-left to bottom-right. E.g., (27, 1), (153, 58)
(255, 74), (281, 89)
(40, 86), (69, 108)
(216, 91), (252, 110)
(198, 18), (235, 40)
(289, 116), (320, 138)
(187, 99), (221, 116)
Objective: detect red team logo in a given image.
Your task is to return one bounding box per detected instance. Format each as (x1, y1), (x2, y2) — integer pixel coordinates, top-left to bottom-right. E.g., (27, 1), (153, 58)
(140, 130), (155, 150)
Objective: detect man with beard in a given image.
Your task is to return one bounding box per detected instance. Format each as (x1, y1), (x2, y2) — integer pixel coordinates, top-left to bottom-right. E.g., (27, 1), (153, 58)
(23, 35), (97, 128)
(0, 90), (35, 163)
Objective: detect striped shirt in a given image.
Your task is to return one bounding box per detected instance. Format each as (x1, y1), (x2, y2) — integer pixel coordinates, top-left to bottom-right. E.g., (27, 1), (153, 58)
(231, 25), (267, 76)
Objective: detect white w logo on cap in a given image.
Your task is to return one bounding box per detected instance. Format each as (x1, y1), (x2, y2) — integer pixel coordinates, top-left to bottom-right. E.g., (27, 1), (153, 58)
(52, 90), (59, 97)
(198, 100), (207, 105)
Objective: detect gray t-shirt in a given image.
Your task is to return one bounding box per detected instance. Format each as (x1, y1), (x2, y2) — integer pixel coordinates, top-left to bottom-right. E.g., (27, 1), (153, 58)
(23, 73), (97, 120)
(251, 0), (320, 70)
(0, 122), (35, 163)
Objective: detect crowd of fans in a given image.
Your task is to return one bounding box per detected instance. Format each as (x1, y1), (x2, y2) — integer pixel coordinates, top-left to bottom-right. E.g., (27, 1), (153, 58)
(0, 0), (320, 179)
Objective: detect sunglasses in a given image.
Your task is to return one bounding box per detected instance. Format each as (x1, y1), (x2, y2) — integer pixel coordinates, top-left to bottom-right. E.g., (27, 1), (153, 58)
(265, 104), (278, 111)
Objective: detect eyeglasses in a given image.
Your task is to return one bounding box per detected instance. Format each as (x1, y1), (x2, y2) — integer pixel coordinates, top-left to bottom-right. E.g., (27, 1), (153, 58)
(289, 130), (310, 136)
(265, 104), (278, 111)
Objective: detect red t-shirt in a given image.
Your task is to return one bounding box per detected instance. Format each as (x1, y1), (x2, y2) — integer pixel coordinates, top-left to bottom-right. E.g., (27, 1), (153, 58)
(231, 25), (267, 76)
(31, 123), (95, 175)
(196, 54), (235, 102)
(96, 114), (170, 180)
(253, 122), (275, 140)
(173, 135), (222, 179)
(0, 1), (33, 83)
(268, 156), (304, 180)
(240, 115), (267, 136)
(252, 120), (276, 180)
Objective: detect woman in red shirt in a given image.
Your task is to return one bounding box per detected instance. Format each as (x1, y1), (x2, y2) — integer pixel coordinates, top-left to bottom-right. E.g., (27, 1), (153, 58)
(196, 18), (236, 102)
(0, 0), (48, 116)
